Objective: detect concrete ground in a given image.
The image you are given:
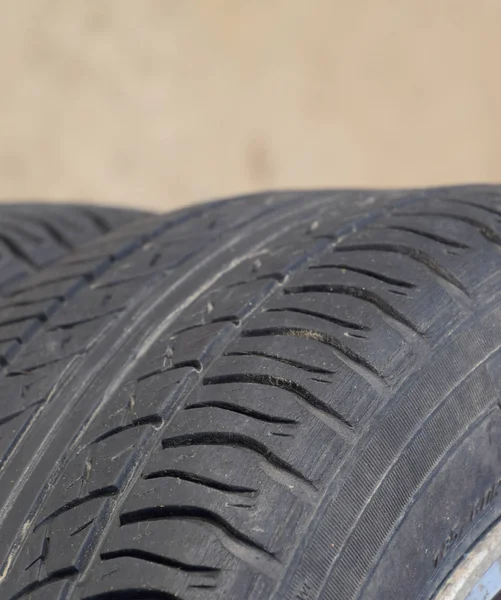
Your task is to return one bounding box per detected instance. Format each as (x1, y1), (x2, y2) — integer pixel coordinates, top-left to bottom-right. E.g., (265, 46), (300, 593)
(0, 1), (500, 212)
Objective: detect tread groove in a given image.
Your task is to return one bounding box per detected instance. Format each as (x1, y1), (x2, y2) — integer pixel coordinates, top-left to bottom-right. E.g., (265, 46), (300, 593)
(0, 295), (65, 310)
(119, 505), (277, 561)
(448, 197), (501, 217)
(34, 486), (119, 531)
(0, 234), (38, 270)
(224, 350), (336, 374)
(100, 549), (219, 574)
(136, 361), (202, 384)
(6, 352), (82, 377)
(8, 566), (78, 600)
(90, 415), (164, 445)
(284, 284), (421, 331)
(0, 400), (44, 427)
(142, 469), (258, 495)
(23, 217), (74, 251)
(0, 313), (46, 329)
(379, 225), (470, 248)
(79, 209), (113, 234)
(3, 223), (43, 244)
(8, 273), (90, 297)
(70, 518), (95, 537)
(393, 211), (501, 245)
(204, 372), (353, 427)
(172, 318), (241, 336)
(46, 308), (126, 332)
(265, 306), (369, 331)
(334, 243), (469, 295)
(83, 590), (184, 600)
(184, 400), (299, 424)
(161, 431), (315, 487)
(309, 263), (417, 288)
(239, 328), (385, 385)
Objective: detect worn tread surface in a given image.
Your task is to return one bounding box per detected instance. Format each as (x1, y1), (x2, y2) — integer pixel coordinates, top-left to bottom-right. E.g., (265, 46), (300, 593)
(0, 203), (149, 295)
(1, 187), (501, 600)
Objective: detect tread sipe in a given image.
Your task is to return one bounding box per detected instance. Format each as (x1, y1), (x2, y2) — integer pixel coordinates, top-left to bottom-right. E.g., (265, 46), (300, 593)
(1, 188), (501, 600)
(0, 203), (149, 294)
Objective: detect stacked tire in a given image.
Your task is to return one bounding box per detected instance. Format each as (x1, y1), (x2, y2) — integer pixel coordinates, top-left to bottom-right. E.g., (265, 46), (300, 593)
(0, 188), (500, 600)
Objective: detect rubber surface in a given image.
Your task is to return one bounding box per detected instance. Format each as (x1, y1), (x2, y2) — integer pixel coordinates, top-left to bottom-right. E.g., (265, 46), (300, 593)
(0, 203), (149, 294)
(1, 188), (501, 600)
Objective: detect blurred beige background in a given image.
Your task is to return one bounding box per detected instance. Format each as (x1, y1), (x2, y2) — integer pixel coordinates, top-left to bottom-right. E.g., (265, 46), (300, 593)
(1, 0), (501, 212)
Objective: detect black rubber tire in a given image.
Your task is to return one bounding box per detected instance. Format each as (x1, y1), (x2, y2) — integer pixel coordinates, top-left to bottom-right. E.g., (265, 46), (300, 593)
(0, 203), (150, 295)
(1, 187), (501, 600)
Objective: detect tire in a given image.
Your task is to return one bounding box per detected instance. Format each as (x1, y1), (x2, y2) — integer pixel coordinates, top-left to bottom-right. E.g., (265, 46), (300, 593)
(1, 187), (501, 600)
(0, 203), (149, 294)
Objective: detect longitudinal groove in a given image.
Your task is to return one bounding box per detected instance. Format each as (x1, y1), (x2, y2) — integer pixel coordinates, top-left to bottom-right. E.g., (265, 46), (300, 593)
(34, 486), (119, 531)
(161, 431), (314, 488)
(204, 372), (353, 429)
(393, 211), (501, 245)
(379, 225), (469, 249)
(90, 415), (164, 445)
(143, 469), (258, 495)
(224, 350), (336, 374)
(101, 548), (219, 573)
(119, 505), (277, 561)
(184, 400), (299, 424)
(285, 284), (421, 332)
(266, 307), (369, 331)
(309, 263), (417, 288)
(336, 243), (468, 296)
